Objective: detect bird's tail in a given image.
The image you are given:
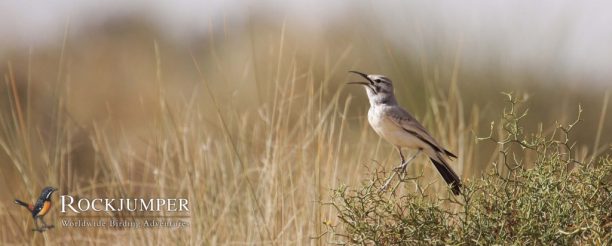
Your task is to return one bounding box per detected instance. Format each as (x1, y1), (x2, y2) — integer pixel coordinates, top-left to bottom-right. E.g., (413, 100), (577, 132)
(14, 199), (32, 211)
(429, 157), (462, 195)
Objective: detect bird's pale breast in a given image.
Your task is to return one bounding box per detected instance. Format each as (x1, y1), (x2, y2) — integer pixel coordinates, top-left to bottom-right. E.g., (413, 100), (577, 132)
(368, 106), (422, 149)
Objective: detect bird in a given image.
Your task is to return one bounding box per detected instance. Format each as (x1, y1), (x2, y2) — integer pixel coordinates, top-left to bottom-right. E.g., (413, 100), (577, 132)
(347, 71), (461, 195)
(15, 186), (57, 232)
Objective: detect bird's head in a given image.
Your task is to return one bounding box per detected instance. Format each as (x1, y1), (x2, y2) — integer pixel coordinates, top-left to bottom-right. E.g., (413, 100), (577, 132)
(347, 71), (396, 105)
(40, 187), (57, 200)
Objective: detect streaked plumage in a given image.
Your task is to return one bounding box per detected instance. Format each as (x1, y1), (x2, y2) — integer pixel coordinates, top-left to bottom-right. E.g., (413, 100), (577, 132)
(348, 71), (461, 195)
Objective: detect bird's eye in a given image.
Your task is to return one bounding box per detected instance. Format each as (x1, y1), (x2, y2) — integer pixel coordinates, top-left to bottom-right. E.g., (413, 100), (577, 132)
(374, 79), (382, 83)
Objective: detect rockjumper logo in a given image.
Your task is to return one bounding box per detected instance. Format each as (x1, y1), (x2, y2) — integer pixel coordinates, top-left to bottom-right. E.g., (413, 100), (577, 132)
(15, 188), (191, 231)
(14, 186), (58, 232)
(58, 195), (191, 229)
(60, 196), (189, 213)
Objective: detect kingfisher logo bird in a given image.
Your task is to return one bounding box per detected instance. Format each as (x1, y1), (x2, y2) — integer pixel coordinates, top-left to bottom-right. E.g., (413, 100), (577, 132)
(15, 186), (57, 232)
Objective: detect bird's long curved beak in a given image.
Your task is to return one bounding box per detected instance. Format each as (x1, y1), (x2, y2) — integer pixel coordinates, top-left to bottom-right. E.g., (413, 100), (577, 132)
(347, 71), (373, 87)
(348, 71), (370, 81)
(346, 81), (370, 86)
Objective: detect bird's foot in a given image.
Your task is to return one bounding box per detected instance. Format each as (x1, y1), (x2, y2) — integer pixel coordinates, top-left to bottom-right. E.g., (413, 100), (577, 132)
(381, 153), (420, 193)
(393, 162), (409, 174)
(380, 163), (407, 192)
(32, 227), (46, 232)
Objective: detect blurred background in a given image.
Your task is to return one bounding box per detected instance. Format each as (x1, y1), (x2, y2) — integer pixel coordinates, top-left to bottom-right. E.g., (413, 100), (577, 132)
(0, 0), (610, 244)
(1, 0), (610, 131)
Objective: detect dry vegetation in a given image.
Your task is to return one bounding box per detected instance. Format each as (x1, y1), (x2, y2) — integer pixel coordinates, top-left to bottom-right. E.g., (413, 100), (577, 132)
(0, 18), (610, 245)
(325, 94), (611, 244)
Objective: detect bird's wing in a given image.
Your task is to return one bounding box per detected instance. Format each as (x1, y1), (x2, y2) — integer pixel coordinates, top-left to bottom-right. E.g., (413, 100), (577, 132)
(385, 107), (457, 158)
(31, 199), (45, 217)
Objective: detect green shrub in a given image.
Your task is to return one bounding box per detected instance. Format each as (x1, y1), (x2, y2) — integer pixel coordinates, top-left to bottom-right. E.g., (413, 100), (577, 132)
(325, 94), (611, 245)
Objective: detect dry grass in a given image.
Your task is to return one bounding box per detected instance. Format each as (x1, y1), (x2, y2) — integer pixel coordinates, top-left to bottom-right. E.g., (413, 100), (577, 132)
(0, 18), (610, 245)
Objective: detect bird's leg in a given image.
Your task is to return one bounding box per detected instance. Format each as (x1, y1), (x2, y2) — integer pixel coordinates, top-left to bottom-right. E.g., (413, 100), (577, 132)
(381, 148), (423, 192)
(41, 217), (53, 229)
(32, 217), (43, 232)
(381, 147), (408, 192)
(392, 147), (406, 171)
(395, 148), (422, 174)
(397, 147), (405, 165)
